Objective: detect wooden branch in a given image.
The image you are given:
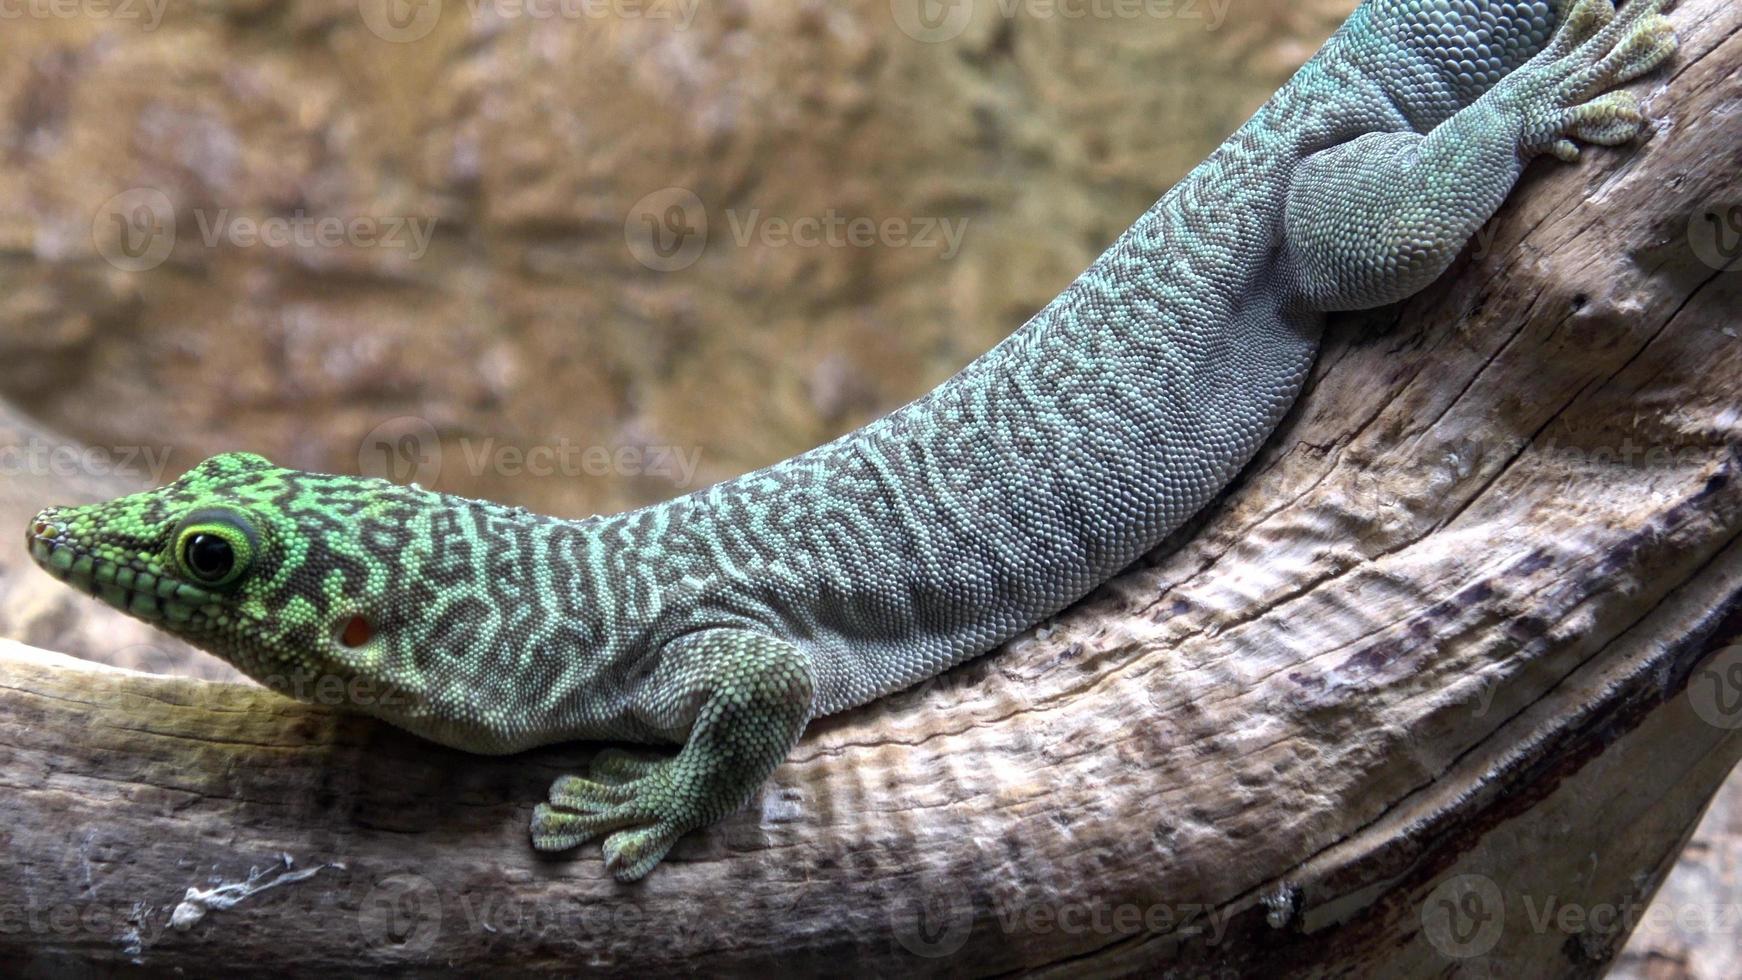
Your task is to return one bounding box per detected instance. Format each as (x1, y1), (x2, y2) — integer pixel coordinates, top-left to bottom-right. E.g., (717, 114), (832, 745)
(4, 1), (1741, 974)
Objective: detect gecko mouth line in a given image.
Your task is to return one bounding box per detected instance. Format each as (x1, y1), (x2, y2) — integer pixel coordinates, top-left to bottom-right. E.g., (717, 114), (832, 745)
(28, 521), (224, 626)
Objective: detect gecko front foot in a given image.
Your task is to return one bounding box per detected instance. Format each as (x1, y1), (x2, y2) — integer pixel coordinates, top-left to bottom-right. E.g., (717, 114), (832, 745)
(531, 631), (815, 882)
(531, 752), (695, 882)
(1500, 0), (1677, 161)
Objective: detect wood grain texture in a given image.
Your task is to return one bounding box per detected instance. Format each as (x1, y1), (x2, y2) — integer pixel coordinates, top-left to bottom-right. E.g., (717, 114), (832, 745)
(2, 0), (1740, 975)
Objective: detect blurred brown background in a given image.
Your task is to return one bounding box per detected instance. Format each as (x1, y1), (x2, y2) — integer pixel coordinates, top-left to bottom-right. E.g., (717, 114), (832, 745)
(0, 0), (1354, 659)
(0, 1), (1731, 973)
(0, 0), (1355, 511)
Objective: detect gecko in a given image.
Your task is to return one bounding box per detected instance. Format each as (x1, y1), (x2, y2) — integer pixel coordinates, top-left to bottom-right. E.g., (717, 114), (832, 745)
(26, 0), (1677, 880)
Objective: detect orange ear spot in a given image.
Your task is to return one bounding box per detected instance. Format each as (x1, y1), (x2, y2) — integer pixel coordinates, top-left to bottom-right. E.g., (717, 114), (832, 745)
(340, 615), (373, 648)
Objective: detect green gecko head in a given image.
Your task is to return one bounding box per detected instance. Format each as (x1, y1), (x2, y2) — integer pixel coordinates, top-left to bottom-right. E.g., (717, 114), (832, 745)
(26, 452), (441, 707)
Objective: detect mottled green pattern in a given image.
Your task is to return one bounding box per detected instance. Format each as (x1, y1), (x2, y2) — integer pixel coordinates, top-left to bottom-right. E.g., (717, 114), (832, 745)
(29, 0), (1675, 880)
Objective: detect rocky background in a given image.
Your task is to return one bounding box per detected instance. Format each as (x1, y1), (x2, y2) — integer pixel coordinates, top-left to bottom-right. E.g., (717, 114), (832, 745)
(0, 0), (1353, 662)
(0, 0), (1732, 973)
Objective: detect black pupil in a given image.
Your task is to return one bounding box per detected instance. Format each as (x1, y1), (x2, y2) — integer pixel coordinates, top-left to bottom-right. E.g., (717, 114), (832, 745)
(186, 534), (234, 580)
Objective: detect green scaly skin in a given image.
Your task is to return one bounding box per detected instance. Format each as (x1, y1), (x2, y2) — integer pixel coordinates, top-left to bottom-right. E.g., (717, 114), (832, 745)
(27, 0), (1676, 881)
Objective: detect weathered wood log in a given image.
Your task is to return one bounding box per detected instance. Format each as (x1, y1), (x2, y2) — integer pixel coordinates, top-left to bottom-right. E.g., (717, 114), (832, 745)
(3, 1), (1740, 974)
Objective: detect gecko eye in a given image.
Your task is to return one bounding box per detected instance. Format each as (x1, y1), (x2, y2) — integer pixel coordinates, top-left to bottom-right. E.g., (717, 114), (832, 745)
(185, 535), (234, 581)
(171, 508), (259, 589)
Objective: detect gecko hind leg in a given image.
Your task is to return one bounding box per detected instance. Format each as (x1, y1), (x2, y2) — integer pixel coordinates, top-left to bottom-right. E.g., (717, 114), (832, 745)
(1283, 0), (1677, 312)
(1510, 0), (1677, 159)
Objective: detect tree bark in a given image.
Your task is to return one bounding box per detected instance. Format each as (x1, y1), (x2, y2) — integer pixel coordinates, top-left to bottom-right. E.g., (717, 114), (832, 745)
(2, 0), (1740, 975)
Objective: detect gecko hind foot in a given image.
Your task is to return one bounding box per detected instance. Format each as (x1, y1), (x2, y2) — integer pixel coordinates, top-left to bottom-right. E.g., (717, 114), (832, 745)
(1546, 0), (1619, 59)
(1507, 0), (1676, 158)
(1575, 12), (1677, 91)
